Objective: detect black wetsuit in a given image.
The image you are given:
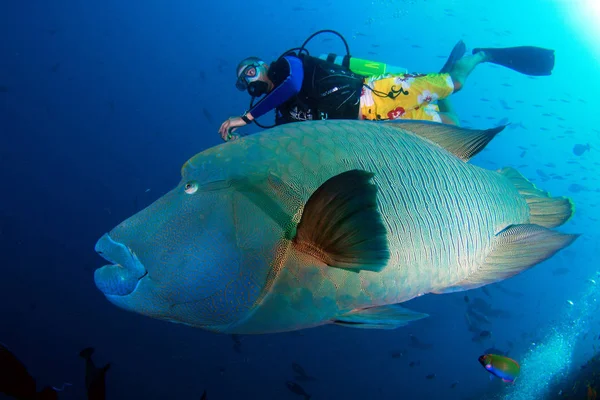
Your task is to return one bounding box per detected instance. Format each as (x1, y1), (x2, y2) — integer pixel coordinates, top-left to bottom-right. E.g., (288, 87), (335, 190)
(247, 54), (365, 125)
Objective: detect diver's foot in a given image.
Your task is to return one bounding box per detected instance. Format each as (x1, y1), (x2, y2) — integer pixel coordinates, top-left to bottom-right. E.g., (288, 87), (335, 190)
(472, 48), (492, 62)
(439, 40), (467, 73)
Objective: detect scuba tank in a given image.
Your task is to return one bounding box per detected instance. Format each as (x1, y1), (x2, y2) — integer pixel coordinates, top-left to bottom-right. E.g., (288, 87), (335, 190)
(318, 53), (408, 76)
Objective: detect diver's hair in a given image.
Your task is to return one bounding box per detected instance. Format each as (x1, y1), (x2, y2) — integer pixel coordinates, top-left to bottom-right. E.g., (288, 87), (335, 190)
(236, 57), (265, 77)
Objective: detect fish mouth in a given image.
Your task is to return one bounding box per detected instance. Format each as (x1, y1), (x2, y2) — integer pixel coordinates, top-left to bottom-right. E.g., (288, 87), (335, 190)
(94, 233), (148, 297)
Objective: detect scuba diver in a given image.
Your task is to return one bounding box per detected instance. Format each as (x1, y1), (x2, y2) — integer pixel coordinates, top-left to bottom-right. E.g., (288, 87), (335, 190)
(218, 30), (555, 141)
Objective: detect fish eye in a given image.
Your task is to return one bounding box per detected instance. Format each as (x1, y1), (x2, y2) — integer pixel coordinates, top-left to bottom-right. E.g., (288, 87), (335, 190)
(184, 181), (198, 194)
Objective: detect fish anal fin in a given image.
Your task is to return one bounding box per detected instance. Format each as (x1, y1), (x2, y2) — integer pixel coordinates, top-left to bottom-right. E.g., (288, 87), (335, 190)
(332, 304), (428, 329)
(292, 170), (390, 273)
(433, 224), (579, 293)
(381, 120), (505, 161)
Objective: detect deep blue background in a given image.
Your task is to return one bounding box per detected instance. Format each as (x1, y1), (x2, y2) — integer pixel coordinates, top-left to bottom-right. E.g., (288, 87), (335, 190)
(1, 1), (598, 399)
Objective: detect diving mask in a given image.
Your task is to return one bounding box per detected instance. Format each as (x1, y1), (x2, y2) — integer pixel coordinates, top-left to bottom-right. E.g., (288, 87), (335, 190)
(235, 60), (267, 93)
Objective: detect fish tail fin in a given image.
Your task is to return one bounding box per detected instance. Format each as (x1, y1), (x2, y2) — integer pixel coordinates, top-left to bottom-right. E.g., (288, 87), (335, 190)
(499, 167), (575, 228)
(79, 347), (95, 360)
(103, 363), (111, 373)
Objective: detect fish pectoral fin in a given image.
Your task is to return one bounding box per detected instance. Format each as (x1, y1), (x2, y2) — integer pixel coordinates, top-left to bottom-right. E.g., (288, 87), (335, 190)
(380, 120), (505, 162)
(432, 224), (579, 294)
(292, 169), (390, 273)
(332, 304), (428, 329)
(499, 167), (574, 228)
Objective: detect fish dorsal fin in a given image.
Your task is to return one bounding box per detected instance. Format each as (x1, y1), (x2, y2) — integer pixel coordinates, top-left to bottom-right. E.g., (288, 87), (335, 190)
(381, 120), (506, 162)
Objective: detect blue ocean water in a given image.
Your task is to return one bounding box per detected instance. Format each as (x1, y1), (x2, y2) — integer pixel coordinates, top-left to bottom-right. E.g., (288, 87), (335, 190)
(0, 0), (598, 399)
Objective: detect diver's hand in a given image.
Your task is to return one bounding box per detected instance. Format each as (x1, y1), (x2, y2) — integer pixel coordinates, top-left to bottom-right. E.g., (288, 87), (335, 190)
(219, 117), (247, 141)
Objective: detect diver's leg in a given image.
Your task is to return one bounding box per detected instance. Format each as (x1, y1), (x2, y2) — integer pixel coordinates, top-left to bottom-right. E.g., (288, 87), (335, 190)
(438, 98), (454, 114)
(439, 111), (460, 125)
(438, 99), (460, 125)
(447, 52), (488, 92)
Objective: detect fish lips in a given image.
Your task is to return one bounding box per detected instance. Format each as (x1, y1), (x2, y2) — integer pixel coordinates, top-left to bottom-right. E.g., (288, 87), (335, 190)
(94, 233), (148, 297)
(478, 355), (489, 367)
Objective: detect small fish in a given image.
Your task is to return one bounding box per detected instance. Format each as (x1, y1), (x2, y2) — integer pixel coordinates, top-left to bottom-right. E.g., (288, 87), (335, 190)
(285, 381), (311, 399)
(493, 284), (524, 298)
(80, 347), (110, 400)
(588, 385), (597, 400)
(573, 143), (591, 156)
(467, 308), (490, 325)
(0, 343), (58, 399)
(536, 169), (549, 181)
(292, 362), (316, 382)
(409, 334), (433, 350)
(484, 346), (509, 356)
(231, 334), (242, 354)
(552, 267), (569, 276)
(425, 373), (436, 379)
(568, 183), (585, 193)
(450, 381), (459, 388)
(390, 350), (404, 359)
(202, 107), (214, 124)
(473, 330), (492, 343)
(478, 354), (520, 383)
(200, 389), (207, 400)
(464, 295), (470, 303)
(409, 361), (420, 367)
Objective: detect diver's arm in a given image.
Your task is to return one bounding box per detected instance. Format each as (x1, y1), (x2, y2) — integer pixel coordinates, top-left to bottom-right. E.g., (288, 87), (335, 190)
(246, 56), (304, 119)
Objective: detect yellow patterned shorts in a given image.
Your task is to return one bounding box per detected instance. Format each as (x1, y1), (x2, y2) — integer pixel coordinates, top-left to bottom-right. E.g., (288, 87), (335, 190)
(359, 73), (455, 122)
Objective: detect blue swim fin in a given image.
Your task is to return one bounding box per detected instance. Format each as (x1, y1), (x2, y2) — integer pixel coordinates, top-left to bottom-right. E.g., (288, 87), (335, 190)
(473, 46), (555, 76)
(439, 40), (467, 73)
